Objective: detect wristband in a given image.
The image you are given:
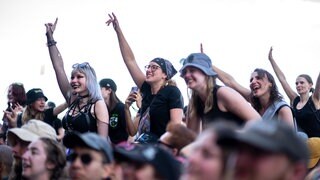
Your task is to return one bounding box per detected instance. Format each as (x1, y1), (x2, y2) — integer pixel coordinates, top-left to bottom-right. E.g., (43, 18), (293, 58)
(47, 40), (57, 47)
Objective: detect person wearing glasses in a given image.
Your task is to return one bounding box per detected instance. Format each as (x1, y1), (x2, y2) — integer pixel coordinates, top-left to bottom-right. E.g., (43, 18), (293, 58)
(268, 47), (320, 137)
(21, 137), (67, 180)
(106, 13), (184, 139)
(45, 18), (109, 137)
(63, 132), (114, 180)
(179, 53), (261, 133)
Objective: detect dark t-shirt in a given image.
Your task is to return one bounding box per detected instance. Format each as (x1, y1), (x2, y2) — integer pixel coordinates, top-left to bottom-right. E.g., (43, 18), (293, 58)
(44, 108), (62, 135)
(293, 96), (320, 137)
(16, 108), (61, 135)
(108, 102), (129, 144)
(140, 82), (184, 138)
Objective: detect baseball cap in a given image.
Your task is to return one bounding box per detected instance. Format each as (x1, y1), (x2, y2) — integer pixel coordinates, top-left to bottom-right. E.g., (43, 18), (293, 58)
(99, 78), (117, 92)
(218, 120), (309, 165)
(179, 53), (217, 77)
(26, 88), (48, 105)
(307, 137), (320, 169)
(114, 143), (182, 180)
(63, 132), (114, 163)
(7, 119), (57, 145)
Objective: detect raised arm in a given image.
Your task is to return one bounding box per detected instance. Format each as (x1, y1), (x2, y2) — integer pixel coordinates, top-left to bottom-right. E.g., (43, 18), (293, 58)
(268, 47), (298, 104)
(45, 18), (72, 102)
(313, 72), (320, 102)
(212, 65), (251, 101)
(106, 13), (145, 88)
(52, 102), (68, 116)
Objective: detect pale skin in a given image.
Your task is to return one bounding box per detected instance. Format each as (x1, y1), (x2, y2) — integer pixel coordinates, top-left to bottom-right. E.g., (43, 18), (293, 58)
(234, 144), (307, 180)
(181, 130), (224, 180)
(124, 91), (141, 136)
(22, 139), (53, 180)
(268, 46), (320, 109)
(106, 12), (182, 126)
(44, 18), (109, 137)
(182, 67), (261, 133)
(68, 147), (113, 180)
(212, 66), (294, 127)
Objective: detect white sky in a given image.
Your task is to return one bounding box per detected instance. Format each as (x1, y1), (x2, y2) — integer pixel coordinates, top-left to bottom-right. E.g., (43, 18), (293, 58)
(1, 0), (320, 113)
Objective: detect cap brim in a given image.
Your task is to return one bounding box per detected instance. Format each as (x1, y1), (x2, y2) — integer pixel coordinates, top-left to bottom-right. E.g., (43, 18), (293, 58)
(179, 64), (217, 76)
(7, 128), (39, 143)
(63, 132), (88, 149)
(218, 130), (281, 153)
(114, 146), (146, 163)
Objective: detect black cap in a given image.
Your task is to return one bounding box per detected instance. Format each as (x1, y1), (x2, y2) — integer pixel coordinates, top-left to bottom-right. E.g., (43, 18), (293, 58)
(63, 132), (114, 163)
(99, 78), (117, 92)
(114, 143), (182, 180)
(26, 88), (48, 105)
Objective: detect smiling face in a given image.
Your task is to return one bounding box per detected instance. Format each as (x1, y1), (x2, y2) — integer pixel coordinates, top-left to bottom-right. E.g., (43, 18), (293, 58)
(22, 139), (51, 180)
(249, 72), (272, 98)
(295, 76), (313, 95)
(70, 71), (88, 96)
(181, 66), (207, 92)
(145, 62), (167, 84)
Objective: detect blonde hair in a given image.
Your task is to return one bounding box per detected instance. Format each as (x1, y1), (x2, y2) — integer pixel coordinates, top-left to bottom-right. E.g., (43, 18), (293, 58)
(187, 76), (215, 124)
(22, 105), (45, 124)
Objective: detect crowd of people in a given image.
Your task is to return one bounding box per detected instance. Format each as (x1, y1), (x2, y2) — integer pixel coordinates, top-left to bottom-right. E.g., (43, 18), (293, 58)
(0, 12), (319, 180)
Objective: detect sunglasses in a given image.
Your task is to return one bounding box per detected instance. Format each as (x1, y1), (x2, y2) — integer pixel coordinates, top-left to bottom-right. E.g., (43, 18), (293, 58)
(67, 152), (93, 165)
(72, 62), (90, 69)
(144, 65), (161, 72)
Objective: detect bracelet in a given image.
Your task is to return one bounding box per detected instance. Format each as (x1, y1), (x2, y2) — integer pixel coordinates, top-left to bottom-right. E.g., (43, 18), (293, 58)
(47, 40), (57, 47)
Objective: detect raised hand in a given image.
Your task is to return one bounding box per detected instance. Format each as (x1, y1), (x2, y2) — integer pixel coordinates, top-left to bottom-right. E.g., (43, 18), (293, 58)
(45, 18), (58, 36)
(106, 13), (119, 30)
(268, 46), (274, 61)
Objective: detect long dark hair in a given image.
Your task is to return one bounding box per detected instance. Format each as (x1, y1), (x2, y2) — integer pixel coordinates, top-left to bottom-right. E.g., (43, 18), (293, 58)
(250, 68), (283, 111)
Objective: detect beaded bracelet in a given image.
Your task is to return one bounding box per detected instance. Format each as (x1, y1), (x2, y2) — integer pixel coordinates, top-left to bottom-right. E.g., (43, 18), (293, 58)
(47, 40), (57, 47)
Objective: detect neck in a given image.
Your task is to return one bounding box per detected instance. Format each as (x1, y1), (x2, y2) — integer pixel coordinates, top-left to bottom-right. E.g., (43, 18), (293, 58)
(79, 94), (89, 99)
(299, 93), (309, 103)
(151, 83), (164, 94)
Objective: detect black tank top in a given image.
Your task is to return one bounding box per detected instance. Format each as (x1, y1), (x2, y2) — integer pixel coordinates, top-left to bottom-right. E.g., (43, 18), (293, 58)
(293, 96), (320, 137)
(201, 85), (245, 128)
(62, 98), (98, 133)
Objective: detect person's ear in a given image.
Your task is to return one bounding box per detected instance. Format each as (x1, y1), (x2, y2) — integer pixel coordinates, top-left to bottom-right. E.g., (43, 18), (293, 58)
(102, 163), (114, 179)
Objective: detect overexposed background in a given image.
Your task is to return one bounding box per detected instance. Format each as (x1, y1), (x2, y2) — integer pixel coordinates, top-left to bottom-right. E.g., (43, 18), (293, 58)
(1, 0), (319, 116)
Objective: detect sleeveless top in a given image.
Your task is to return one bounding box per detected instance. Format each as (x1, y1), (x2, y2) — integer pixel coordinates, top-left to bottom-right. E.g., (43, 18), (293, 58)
(201, 85), (245, 128)
(62, 98), (98, 133)
(293, 96), (320, 137)
(262, 99), (289, 121)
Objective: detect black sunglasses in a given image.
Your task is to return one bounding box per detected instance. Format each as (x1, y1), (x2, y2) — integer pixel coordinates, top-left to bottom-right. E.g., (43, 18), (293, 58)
(67, 152), (93, 165)
(72, 62), (90, 69)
